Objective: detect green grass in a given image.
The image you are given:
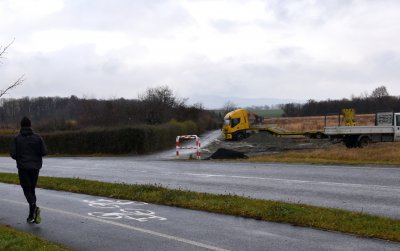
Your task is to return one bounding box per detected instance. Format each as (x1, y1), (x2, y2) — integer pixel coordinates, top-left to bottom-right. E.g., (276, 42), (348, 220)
(0, 224), (72, 251)
(0, 172), (399, 242)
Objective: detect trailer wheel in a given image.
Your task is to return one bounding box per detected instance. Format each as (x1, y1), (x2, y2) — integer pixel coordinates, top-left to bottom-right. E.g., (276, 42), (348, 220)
(345, 140), (354, 148)
(358, 136), (370, 148)
(344, 136), (358, 148)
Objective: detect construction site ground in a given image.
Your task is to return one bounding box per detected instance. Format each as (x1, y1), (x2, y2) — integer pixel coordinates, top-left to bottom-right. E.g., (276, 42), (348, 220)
(199, 113), (377, 159)
(201, 131), (334, 159)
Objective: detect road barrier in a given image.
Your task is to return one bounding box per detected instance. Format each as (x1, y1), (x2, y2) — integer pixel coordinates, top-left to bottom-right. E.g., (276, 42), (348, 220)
(176, 135), (201, 160)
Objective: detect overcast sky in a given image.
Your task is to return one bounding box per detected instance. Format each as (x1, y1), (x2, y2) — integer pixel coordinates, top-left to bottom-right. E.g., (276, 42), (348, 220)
(1, 0), (400, 108)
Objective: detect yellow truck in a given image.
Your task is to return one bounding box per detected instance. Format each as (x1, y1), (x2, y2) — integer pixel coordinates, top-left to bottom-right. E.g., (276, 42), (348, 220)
(222, 108), (324, 140)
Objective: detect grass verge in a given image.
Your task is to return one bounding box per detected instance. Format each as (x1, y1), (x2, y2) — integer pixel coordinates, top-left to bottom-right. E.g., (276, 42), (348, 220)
(0, 172), (399, 242)
(249, 142), (400, 166)
(0, 224), (71, 251)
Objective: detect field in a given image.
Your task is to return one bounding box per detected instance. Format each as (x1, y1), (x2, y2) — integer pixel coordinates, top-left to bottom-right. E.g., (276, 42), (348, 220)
(0, 128), (18, 135)
(264, 114), (376, 131)
(249, 141), (400, 165)
(247, 109), (284, 118)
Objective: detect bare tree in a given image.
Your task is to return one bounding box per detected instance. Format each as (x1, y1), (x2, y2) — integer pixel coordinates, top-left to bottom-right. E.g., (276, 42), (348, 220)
(370, 85), (389, 99)
(139, 86), (181, 108)
(222, 101), (238, 114)
(0, 39), (24, 98)
(139, 86), (185, 124)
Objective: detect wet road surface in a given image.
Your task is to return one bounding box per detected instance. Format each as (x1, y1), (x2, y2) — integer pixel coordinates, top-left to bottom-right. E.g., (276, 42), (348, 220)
(1, 157), (399, 219)
(1, 183), (399, 251)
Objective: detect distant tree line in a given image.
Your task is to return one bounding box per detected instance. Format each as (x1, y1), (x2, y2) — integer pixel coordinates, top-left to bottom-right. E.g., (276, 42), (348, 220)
(280, 86), (400, 116)
(0, 86), (218, 132)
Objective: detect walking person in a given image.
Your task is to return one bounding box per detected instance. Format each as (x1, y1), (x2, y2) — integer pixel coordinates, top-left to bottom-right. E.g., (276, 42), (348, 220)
(10, 117), (47, 224)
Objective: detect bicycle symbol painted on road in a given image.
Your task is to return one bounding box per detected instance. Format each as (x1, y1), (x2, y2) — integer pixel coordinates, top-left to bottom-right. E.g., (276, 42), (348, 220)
(89, 208), (167, 222)
(83, 199), (147, 208)
(84, 199), (167, 222)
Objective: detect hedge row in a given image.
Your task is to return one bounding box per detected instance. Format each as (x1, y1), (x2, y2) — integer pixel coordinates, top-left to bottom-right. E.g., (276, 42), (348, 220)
(0, 120), (199, 155)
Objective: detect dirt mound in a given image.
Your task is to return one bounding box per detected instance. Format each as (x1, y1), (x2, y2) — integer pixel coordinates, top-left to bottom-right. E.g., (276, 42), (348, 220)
(206, 148), (248, 160)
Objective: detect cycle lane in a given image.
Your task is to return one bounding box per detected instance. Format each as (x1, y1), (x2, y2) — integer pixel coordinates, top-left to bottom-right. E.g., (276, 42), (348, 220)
(0, 183), (399, 251)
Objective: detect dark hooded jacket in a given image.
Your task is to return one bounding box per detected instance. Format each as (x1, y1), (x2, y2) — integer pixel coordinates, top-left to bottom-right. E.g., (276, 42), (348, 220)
(10, 127), (47, 170)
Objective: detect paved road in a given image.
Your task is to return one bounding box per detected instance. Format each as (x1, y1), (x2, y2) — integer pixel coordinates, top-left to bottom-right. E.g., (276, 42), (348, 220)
(1, 183), (398, 251)
(0, 157), (399, 219)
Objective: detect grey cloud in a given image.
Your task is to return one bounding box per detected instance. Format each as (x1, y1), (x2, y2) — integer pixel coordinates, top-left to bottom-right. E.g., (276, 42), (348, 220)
(4, 44), (400, 104)
(211, 19), (241, 33)
(45, 0), (194, 36)
(0, 0), (193, 41)
(176, 53), (399, 101)
(272, 47), (310, 61)
(5, 44), (184, 99)
(101, 59), (122, 75)
(152, 52), (400, 102)
(362, 51), (400, 92)
(3, 0), (400, 104)
(368, 50), (400, 74)
(266, 0), (353, 25)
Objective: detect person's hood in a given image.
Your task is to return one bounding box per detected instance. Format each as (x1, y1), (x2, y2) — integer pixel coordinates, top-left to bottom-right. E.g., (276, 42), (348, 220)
(20, 127), (34, 136)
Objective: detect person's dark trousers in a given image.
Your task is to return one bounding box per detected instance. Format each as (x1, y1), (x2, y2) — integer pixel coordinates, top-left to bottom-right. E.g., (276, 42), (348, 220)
(18, 169), (40, 217)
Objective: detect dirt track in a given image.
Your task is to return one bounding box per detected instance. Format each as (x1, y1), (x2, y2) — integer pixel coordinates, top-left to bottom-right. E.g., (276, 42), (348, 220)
(202, 131), (334, 158)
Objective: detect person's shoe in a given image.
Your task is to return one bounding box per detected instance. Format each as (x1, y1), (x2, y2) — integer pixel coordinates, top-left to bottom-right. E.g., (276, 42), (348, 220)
(34, 207), (41, 224)
(26, 216), (35, 224)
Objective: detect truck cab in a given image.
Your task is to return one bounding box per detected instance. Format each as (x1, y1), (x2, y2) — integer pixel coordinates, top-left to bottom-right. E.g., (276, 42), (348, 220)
(395, 113), (400, 141)
(376, 112), (400, 141)
(223, 109), (250, 140)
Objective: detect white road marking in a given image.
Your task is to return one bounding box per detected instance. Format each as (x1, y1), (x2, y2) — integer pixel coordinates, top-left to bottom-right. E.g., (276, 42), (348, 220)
(182, 172), (400, 191)
(0, 198), (230, 251)
(83, 199), (147, 208)
(2, 164), (400, 193)
(84, 199), (167, 222)
(111, 168), (400, 191)
(88, 209), (167, 222)
(4, 163), (399, 191)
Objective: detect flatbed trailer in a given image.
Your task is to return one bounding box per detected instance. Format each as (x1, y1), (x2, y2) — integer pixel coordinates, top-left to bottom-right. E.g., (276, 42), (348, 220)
(324, 112), (400, 148)
(249, 126), (324, 138)
(223, 108), (324, 140)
